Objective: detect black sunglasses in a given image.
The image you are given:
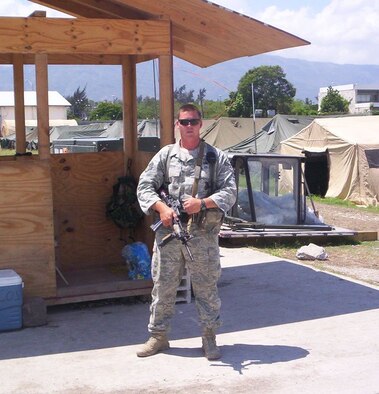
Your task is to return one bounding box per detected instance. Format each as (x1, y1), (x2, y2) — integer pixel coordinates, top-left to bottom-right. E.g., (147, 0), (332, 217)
(178, 118), (201, 126)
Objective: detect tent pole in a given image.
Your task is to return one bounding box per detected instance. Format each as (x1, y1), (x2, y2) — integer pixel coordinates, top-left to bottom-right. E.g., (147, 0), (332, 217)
(251, 83), (257, 153)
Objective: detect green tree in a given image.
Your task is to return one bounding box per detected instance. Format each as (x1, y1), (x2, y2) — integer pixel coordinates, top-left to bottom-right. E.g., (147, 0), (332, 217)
(174, 85), (195, 104)
(137, 96), (159, 119)
(89, 101), (123, 121)
(290, 98), (318, 115)
(196, 88), (207, 117)
(320, 86), (350, 114)
(226, 65), (296, 117)
(225, 92), (245, 117)
(202, 99), (226, 118)
(65, 86), (90, 120)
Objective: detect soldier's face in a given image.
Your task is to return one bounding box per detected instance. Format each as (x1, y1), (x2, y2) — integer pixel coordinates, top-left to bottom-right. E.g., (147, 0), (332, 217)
(176, 110), (202, 143)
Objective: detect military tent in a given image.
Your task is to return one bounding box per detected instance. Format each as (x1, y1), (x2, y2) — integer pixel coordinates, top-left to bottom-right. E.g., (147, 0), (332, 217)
(200, 117), (269, 150)
(227, 114), (314, 154)
(280, 116), (379, 206)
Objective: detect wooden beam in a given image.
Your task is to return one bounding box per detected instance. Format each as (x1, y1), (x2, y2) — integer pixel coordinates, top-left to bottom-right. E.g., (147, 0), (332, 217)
(0, 17), (171, 56)
(0, 53), (155, 65)
(32, 0), (150, 20)
(35, 54), (50, 160)
(122, 55), (137, 168)
(12, 54), (26, 155)
(159, 54), (174, 147)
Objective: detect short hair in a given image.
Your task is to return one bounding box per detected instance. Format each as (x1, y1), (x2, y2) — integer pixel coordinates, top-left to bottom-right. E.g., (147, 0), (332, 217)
(177, 104), (202, 119)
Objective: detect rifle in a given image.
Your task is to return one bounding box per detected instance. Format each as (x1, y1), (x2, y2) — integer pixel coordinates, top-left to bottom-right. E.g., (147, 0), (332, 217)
(150, 188), (194, 261)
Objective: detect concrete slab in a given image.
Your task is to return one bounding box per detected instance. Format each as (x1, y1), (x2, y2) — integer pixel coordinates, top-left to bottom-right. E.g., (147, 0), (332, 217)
(1, 246), (378, 393)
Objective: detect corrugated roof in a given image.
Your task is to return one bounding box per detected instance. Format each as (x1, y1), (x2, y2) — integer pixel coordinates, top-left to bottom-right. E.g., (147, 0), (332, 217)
(31, 0), (310, 67)
(0, 91), (71, 106)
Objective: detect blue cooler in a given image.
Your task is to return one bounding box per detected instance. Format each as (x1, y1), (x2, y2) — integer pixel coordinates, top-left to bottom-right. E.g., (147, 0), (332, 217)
(0, 269), (23, 332)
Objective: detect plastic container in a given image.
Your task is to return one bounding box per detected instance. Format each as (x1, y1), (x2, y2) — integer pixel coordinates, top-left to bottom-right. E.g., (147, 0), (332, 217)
(0, 269), (23, 332)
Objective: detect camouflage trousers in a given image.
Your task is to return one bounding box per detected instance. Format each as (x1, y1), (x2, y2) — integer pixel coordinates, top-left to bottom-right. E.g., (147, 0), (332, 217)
(148, 214), (222, 334)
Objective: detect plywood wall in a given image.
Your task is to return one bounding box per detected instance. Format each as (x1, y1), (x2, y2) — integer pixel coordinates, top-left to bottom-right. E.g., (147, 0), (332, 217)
(50, 151), (129, 270)
(0, 157), (56, 298)
(0, 150), (155, 300)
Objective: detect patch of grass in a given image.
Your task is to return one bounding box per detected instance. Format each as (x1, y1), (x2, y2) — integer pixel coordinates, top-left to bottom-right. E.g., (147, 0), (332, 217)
(251, 240), (379, 267)
(310, 195), (379, 213)
(0, 149), (36, 156)
(250, 238), (363, 258)
(252, 240), (303, 258)
(0, 149), (16, 156)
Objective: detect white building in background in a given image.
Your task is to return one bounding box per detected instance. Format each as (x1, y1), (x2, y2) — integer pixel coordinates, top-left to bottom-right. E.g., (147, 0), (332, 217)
(0, 91), (76, 136)
(318, 84), (379, 114)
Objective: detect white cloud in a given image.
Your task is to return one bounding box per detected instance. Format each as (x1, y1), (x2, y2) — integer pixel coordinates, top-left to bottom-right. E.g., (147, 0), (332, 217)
(254, 0), (379, 65)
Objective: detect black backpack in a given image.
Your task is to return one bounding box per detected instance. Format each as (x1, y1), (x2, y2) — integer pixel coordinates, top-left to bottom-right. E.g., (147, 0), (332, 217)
(106, 175), (143, 230)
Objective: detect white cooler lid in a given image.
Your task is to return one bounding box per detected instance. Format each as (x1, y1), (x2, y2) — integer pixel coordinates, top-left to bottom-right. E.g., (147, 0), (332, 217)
(0, 269), (22, 286)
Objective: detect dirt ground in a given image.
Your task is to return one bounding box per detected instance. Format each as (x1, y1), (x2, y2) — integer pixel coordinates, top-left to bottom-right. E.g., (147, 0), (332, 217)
(256, 201), (379, 286)
(313, 200), (379, 232)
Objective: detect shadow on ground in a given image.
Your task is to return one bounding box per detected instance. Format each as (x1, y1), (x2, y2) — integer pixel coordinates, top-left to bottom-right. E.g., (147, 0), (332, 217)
(1, 259), (378, 360)
(167, 343), (309, 374)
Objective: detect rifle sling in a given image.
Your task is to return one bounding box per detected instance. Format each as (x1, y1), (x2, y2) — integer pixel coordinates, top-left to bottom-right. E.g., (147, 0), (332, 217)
(191, 140), (206, 198)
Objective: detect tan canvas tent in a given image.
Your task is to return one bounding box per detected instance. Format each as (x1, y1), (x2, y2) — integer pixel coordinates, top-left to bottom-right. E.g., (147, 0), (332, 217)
(200, 117), (269, 150)
(280, 116), (379, 206)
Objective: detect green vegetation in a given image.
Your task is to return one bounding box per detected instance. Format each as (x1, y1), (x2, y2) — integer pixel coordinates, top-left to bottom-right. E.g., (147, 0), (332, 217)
(319, 86), (350, 114)
(64, 68), (354, 122)
(255, 238), (359, 259)
(289, 98), (318, 115)
(225, 65), (296, 117)
(66, 86), (92, 121)
(310, 195), (379, 213)
(0, 149), (35, 156)
(89, 101), (123, 121)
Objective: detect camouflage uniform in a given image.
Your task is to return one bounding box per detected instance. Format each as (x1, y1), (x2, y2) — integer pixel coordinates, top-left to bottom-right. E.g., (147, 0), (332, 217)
(137, 141), (236, 334)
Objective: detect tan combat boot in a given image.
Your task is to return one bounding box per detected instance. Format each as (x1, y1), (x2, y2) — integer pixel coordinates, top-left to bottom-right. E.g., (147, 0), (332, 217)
(202, 328), (221, 360)
(136, 333), (170, 357)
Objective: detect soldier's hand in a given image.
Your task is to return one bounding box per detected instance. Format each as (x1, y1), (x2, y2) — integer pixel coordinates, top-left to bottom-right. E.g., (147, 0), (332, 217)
(153, 200), (177, 227)
(182, 197), (202, 215)
(159, 206), (177, 227)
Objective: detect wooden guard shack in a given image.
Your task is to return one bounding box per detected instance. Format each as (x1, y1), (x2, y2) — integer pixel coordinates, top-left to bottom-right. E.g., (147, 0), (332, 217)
(0, 0), (309, 305)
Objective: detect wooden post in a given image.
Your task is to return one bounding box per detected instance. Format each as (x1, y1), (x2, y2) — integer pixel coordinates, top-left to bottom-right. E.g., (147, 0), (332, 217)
(122, 55), (137, 172)
(12, 54), (26, 155)
(35, 53), (50, 160)
(159, 54), (174, 147)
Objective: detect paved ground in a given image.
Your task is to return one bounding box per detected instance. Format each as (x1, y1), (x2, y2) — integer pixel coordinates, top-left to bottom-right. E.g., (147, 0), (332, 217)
(1, 247), (379, 393)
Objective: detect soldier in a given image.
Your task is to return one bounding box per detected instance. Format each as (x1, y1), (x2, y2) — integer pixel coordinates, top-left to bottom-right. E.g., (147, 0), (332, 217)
(136, 104), (236, 360)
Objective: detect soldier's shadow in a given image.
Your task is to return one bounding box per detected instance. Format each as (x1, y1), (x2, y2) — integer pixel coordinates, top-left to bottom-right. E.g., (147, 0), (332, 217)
(167, 343), (309, 374)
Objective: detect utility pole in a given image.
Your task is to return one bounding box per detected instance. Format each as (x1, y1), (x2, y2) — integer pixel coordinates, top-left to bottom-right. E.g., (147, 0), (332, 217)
(251, 83), (257, 153)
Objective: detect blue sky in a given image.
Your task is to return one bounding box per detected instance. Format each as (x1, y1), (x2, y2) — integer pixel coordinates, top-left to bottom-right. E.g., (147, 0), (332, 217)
(1, 0), (379, 65)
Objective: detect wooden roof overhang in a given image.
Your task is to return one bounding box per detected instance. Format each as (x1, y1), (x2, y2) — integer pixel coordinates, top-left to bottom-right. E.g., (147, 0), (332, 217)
(29, 0), (310, 67)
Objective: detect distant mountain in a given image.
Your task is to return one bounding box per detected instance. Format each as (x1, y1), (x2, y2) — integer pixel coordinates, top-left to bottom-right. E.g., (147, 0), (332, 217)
(1, 54), (378, 103)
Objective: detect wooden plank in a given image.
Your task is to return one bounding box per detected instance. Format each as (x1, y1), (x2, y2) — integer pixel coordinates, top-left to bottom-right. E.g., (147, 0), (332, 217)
(0, 158), (56, 298)
(159, 53), (174, 147)
(12, 54), (26, 154)
(32, 0), (149, 20)
(50, 151), (128, 269)
(55, 265), (152, 297)
(122, 55), (137, 165)
(48, 287), (152, 305)
(35, 53), (50, 159)
(0, 53), (155, 65)
(0, 17), (171, 56)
